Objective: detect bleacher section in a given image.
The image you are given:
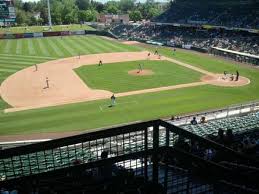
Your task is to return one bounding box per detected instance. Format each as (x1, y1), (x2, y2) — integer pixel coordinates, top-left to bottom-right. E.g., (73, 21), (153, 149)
(154, 0), (259, 29)
(0, 115), (259, 193)
(181, 112), (259, 137)
(0, 128), (152, 181)
(111, 24), (259, 57)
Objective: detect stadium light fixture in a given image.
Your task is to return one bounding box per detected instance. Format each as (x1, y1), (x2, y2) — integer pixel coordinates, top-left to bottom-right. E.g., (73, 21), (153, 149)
(47, 0), (52, 28)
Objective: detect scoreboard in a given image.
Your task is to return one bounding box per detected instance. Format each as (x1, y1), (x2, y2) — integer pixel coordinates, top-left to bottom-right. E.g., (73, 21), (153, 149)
(0, 0), (16, 25)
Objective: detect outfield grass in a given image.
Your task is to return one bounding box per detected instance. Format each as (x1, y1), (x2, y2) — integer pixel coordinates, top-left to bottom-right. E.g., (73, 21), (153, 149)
(0, 39), (258, 136)
(0, 35), (140, 58)
(0, 24), (95, 34)
(0, 35), (142, 109)
(75, 60), (202, 93)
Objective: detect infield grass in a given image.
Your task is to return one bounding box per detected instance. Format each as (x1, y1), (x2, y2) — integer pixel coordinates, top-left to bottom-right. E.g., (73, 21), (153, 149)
(0, 40), (258, 136)
(75, 60), (202, 93)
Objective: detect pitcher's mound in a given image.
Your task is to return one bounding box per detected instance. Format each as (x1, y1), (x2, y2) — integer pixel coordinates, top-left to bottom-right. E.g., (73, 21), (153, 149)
(128, 69), (154, 76)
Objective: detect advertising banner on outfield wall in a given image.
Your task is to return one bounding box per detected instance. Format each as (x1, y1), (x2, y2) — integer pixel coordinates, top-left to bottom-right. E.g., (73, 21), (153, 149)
(15, 33), (24, 39)
(71, 30), (85, 35)
(182, 44), (192, 49)
(43, 31), (61, 37)
(4, 34), (15, 39)
(0, 34), (4, 39)
(24, 33), (34, 38)
(33, 32), (43, 38)
(61, 31), (70, 36)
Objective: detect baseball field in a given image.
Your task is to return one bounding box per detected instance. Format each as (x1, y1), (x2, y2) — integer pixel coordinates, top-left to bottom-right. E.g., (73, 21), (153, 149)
(0, 34), (259, 139)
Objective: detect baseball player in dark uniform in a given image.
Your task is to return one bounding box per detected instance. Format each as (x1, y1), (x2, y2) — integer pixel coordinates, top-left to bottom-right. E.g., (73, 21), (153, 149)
(99, 60), (103, 66)
(111, 94), (116, 106)
(236, 70), (239, 81)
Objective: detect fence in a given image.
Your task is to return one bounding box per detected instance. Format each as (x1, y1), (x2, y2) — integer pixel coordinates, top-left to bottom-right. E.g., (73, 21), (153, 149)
(168, 100), (259, 126)
(0, 30), (117, 40)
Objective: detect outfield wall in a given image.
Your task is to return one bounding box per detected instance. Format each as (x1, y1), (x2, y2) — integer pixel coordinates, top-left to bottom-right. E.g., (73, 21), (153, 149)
(0, 30), (117, 40)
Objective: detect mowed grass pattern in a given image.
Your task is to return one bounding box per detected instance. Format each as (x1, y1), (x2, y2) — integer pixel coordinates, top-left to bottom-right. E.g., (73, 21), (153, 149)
(0, 35), (142, 109)
(75, 60), (202, 93)
(0, 36), (141, 58)
(0, 24), (95, 34)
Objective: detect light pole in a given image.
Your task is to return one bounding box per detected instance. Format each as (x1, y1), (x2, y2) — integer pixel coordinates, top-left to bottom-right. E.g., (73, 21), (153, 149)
(47, 0), (52, 29)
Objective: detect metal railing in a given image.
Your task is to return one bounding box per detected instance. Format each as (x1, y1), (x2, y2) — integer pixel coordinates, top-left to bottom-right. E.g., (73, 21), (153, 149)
(167, 100), (259, 126)
(0, 119), (258, 193)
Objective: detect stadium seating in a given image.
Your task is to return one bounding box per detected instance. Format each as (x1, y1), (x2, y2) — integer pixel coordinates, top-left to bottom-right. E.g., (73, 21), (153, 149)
(154, 0), (259, 29)
(1, 112), (259, 193)
(1, 111), (258, 181)
(181, 112), (259, 137)
(111, 24), (259, 56)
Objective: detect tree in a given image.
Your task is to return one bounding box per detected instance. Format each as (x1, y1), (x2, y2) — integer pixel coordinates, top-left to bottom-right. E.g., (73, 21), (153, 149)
(138, 1), (162, 20)
(15, 9), (28, 25)
(76, 0), (90, 10)
(51, 0), (64, 24)
(147, 7), (160, 19)
(78, 9), (97, 22)
(12, 0), (166, 26)
(40, 8), (49, 25)
(29, 15), (38, 25)
(37, 18), (44, 25)
(35, 0), (49, 25)
(61, 0), (79, 24)
(78, 10), (86, 22)
(129, 10), (142, 22)
(105, 2), (119, 14)
(23, 2), (33, 12)
(84, 9), (97, 22)
(93, 2), (104, 13)
(14, 0), (23, 10)
(119, 0), (135, 13)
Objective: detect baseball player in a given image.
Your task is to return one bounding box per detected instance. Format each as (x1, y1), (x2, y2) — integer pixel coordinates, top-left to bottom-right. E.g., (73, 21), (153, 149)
(111, 94), (116, 107)
(44, 77), (49, 89)
(236, 70), (240, 81)
(99, 60), (103, 66)
(138, 63), (143, 73)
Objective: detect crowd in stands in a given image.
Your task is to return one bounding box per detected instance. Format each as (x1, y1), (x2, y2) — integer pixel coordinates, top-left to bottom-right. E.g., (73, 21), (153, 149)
(154, 0), (259, 29)
(111, 24), (259, 55)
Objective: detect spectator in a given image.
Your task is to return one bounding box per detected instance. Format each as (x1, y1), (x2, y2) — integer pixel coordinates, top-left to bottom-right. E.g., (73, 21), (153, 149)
(190, 117), (198, 125)
(200, 116), (207, 123)
(216, 128), (225, 144)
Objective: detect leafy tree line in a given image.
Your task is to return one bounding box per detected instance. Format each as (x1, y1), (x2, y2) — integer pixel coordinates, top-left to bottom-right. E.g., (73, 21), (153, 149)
(14, 0), (169, 26)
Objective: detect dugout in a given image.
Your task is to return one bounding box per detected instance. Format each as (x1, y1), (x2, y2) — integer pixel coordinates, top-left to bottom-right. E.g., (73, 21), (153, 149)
(210, 47), (259, 66)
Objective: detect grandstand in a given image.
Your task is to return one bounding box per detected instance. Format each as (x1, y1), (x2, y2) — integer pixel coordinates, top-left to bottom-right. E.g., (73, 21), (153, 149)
(110, 0), (259, 65)
(154, 0), (259, 29)
(0, 101), (258, 193)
